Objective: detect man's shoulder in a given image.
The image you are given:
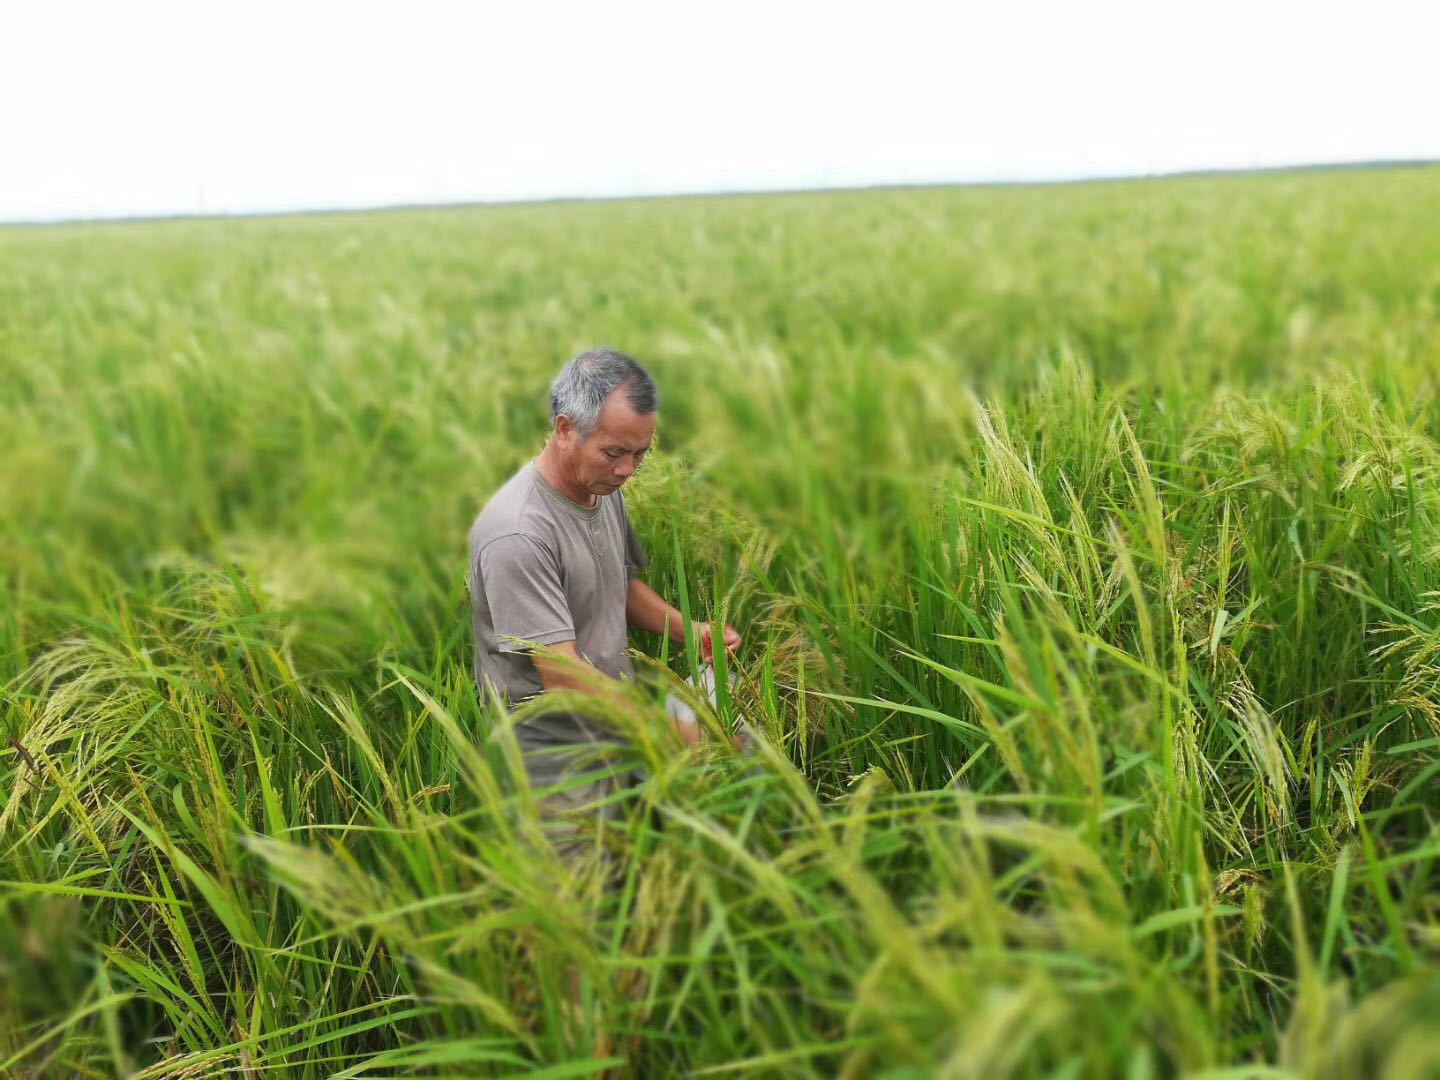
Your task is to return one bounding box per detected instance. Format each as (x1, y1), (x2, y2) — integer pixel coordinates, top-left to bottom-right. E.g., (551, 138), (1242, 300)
(469, 463), (549, 552)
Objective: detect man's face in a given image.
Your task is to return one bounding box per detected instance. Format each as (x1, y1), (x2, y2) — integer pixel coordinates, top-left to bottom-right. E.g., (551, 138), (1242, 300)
(557, 389), (656, 496)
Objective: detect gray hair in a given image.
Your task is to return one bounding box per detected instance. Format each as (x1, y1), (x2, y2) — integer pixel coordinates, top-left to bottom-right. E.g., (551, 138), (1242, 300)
(549, 347), (659, 439)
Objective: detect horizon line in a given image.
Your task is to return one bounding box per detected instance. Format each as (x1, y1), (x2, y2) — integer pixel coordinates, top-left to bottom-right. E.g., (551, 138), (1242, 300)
(4, 156), (1436, 230)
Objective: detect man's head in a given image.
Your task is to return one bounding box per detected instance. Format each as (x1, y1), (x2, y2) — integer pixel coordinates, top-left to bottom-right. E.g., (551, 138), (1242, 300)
(548, 347), (659, 497)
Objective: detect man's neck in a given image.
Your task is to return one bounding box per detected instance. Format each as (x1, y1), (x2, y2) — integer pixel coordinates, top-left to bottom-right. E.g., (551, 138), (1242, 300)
(534, 444), (597, 508)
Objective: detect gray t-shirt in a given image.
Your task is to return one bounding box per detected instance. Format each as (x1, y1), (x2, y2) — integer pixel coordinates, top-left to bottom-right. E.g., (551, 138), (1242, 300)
(468, 459), (649, 717)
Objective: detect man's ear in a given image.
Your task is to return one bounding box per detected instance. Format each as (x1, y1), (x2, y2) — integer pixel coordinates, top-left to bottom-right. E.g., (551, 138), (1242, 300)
(554, 415), (575, 448)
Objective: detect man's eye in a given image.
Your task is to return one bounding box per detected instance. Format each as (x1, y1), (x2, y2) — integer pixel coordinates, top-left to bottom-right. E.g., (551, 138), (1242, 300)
(606, 450), (622, 459)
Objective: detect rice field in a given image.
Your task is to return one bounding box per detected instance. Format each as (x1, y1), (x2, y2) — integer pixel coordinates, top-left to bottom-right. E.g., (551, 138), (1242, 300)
(2, 165), (1439, 1077)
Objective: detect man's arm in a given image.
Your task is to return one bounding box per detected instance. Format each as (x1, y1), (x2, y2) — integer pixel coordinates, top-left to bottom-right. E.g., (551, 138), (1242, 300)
(533, 639), (703, 748)
(626, 578), (742, 661)
(625, 577), (690, 646)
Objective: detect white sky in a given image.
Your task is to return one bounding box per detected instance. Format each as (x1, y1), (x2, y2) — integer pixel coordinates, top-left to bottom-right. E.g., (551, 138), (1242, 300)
(3, 0), (1437, 222)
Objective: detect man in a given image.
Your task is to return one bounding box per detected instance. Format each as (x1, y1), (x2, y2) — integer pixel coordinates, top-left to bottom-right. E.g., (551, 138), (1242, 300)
(468, 346), (740, 861)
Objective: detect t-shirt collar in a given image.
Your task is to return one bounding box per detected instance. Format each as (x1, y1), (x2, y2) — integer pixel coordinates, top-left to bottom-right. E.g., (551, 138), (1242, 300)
(528, 458), (604, 519)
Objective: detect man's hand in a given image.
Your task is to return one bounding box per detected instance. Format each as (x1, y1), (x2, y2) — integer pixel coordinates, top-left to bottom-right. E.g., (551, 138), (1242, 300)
(691, 621), (741, 662)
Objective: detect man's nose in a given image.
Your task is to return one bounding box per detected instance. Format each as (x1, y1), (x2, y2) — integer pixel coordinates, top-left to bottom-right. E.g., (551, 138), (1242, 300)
(614, 458), (635, 478)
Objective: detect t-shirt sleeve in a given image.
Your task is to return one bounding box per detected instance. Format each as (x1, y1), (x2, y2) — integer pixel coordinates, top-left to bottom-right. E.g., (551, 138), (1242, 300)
(619, 495), (649, 579)
(477, 533), (575, 653)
